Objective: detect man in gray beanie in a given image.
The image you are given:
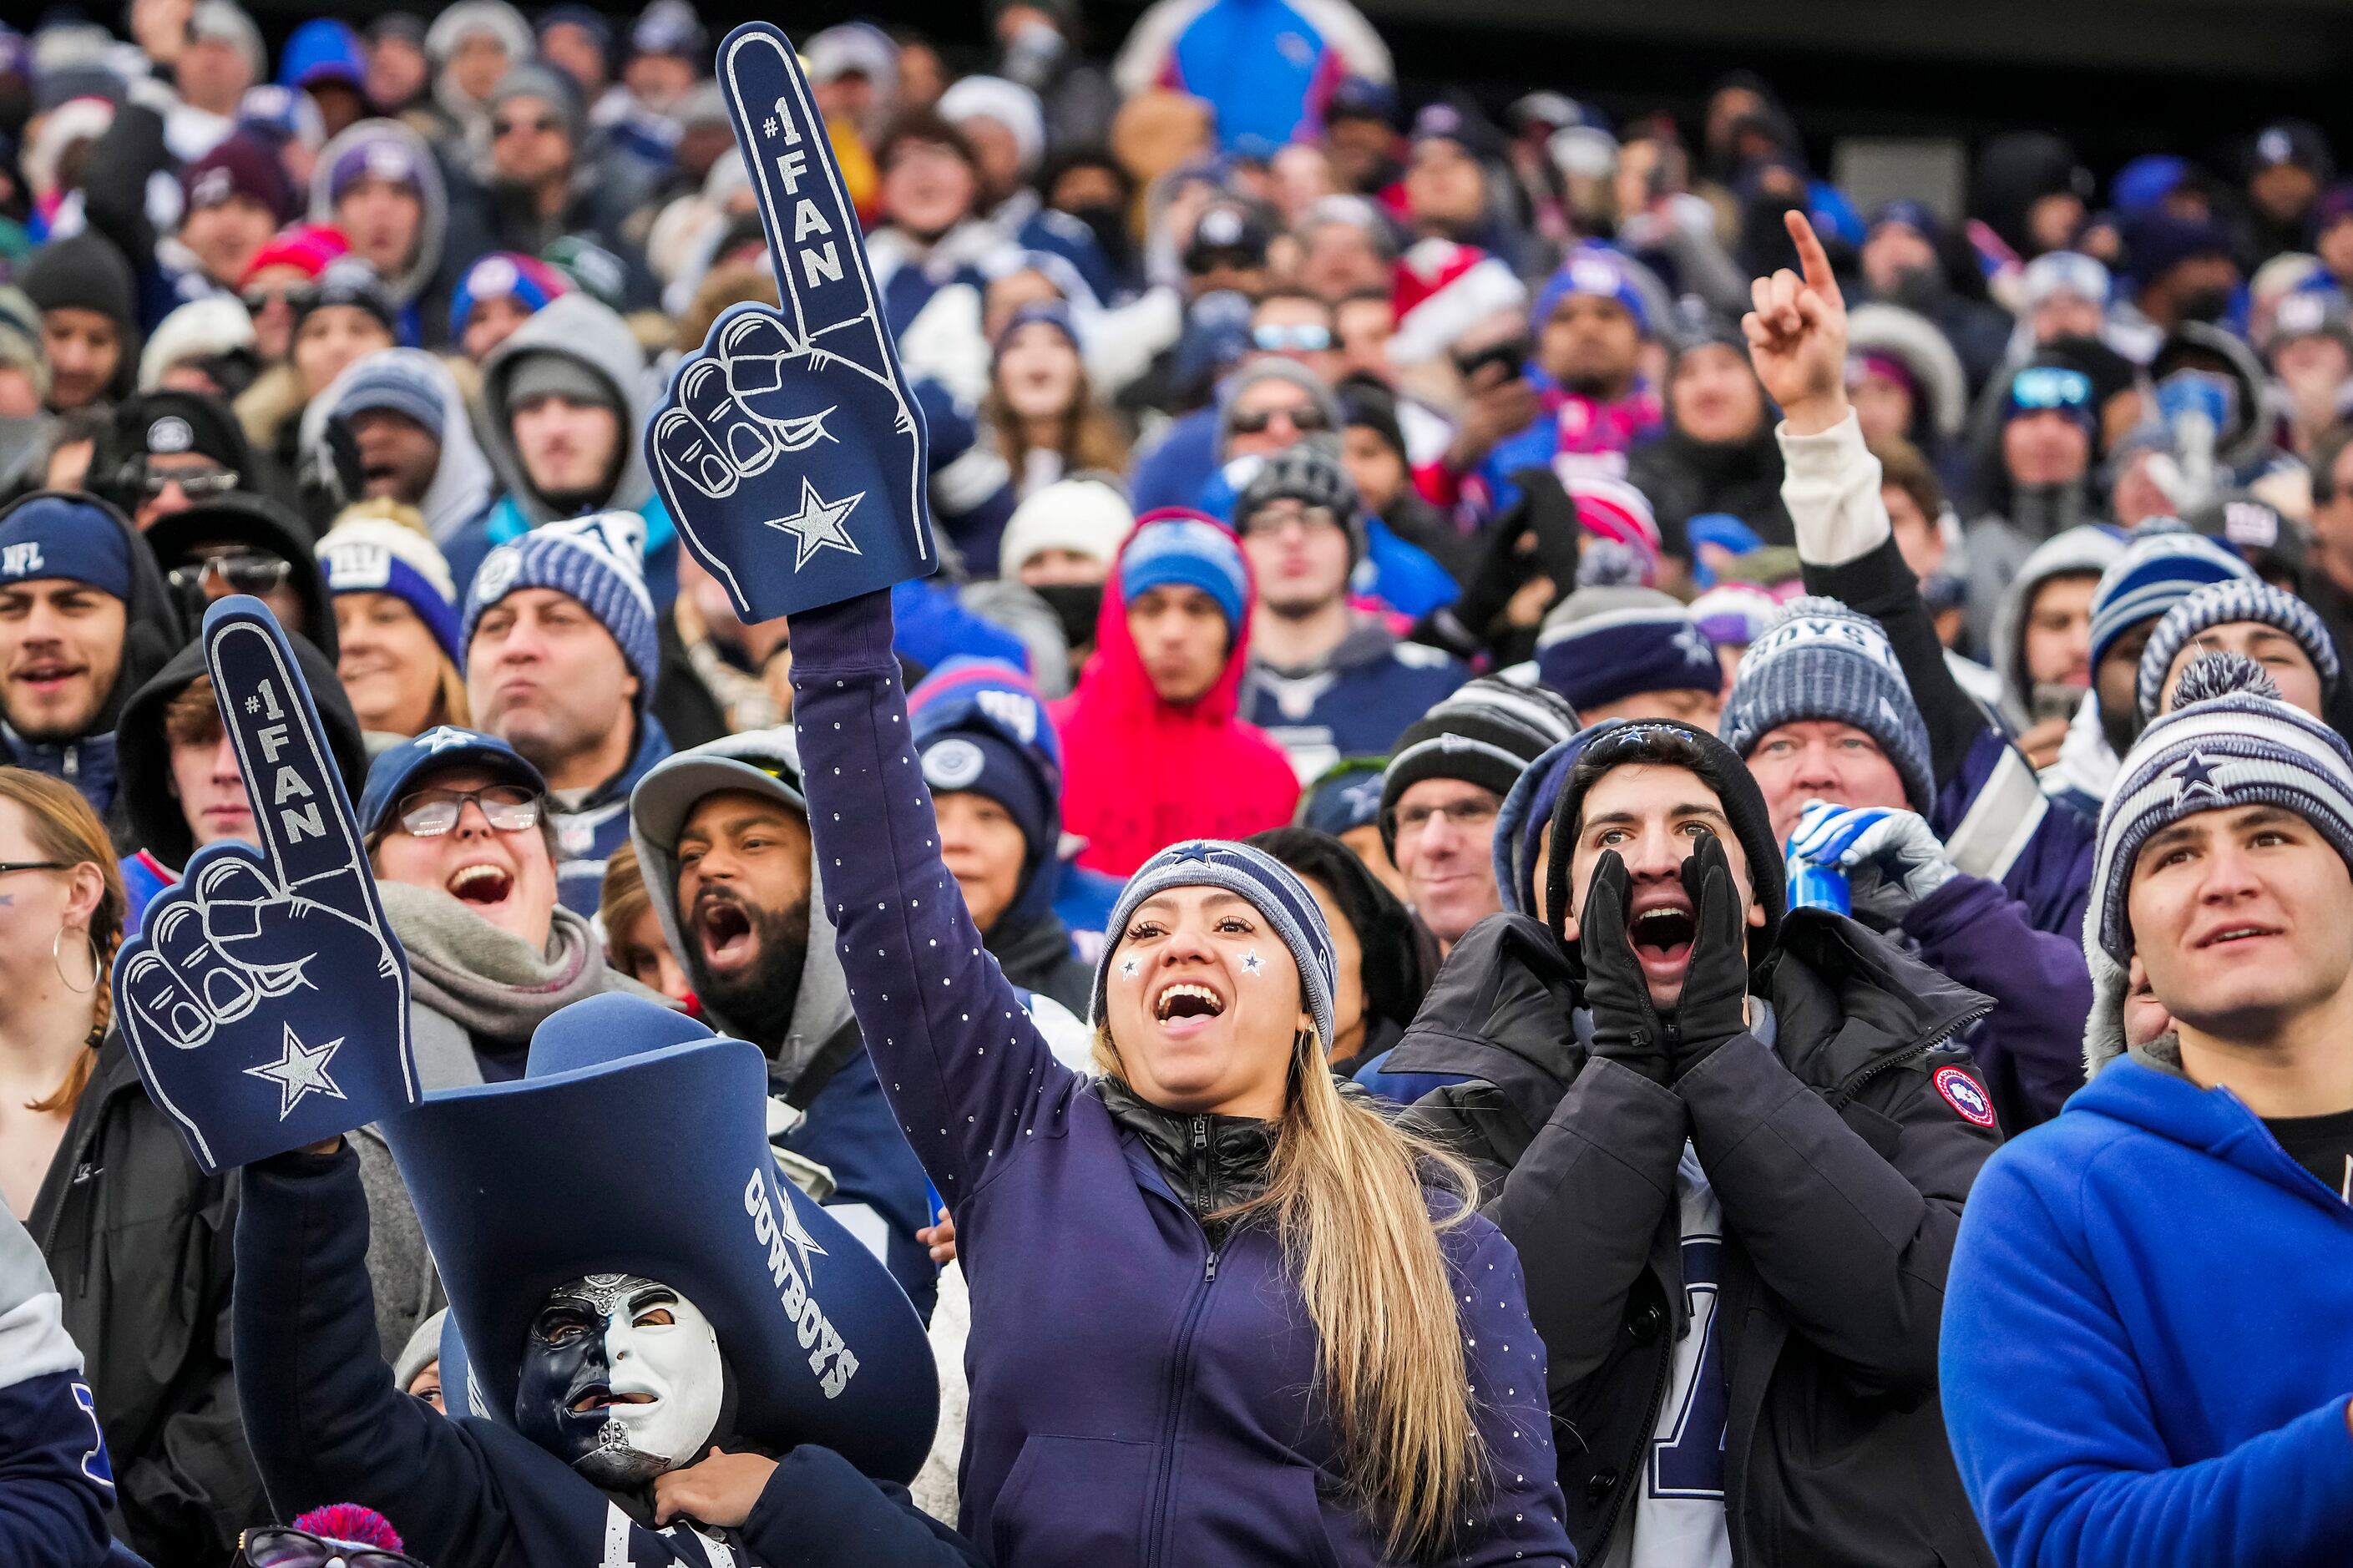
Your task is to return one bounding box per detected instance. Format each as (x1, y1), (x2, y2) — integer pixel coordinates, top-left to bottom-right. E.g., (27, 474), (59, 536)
(1238, 440), (1467, 780)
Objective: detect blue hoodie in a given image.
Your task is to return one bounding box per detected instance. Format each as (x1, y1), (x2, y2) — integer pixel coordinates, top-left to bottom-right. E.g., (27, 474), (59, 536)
(1942, 1052), (2353, 1565)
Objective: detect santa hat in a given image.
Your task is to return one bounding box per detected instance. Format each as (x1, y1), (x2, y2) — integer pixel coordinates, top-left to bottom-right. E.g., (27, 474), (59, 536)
(1388, 238), (1527, 369)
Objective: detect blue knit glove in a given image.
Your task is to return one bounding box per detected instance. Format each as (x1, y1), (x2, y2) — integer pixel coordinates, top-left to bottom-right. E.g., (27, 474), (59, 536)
(1785, 801), (1957, 926)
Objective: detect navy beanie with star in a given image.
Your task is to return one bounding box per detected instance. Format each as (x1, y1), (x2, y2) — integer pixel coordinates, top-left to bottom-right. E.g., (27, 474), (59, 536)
(2134, 576), (2341, 721)
(2087, 526), (2255, 674)
(2090, 653), (2353, 964)
(461, 512), (657, 704)
(1534, 586), (1718, 712)
(1719, 595), (1936, 814)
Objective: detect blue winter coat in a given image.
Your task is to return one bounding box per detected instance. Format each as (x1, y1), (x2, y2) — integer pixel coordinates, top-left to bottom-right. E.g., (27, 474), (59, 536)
(1942, 1052), (2353, 1565)
(787, 591), (1574, 1566)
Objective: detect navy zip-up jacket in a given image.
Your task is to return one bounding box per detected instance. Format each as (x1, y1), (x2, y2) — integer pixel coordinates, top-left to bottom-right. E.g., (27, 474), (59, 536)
(787, 590), (1574, 1566)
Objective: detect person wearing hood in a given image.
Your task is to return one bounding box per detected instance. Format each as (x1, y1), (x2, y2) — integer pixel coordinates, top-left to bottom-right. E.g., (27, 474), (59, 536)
(478, 63), (655, 296)
(1852, 200), (2011, 391)
(1988, 524), (2126, 763)
(144, 493), (340, 655)
(423, 0), (534, 154)
(627, 730), (947, 1318)
(908, 659), (1094, 1014)
(17, 232), (139, 412)
(448, 292), (680, 605)
(2146, 318), (2280, 489)
(1845, 300), (1970, 484)
(2118, 210), (2243, 339)
(1969, 130), (2092, 261)
(0, 492), (182, 825)
(88, 387), (276, 529)
(447, 249), (573, 363)
(302, 348), (493, 544)
(311, 119), (459, 346)
(1942, 654), (2353, 1566)
(1962, 358), (2109, 647)
(1627, 320), (1794, 549)
(2047, 528), (2261, 822)
(1052, 509), (1300, 874)
(0, 766), (262, 1563)
(316, 507), (471, 741)
(1237, 443), (1466, 781)
(1384, 715), (2001, 1567)
(114, 629), (365, 928)
(463, 512), (672, 918)
(2260, 286), (2353, 463)
(1246, 824), (1434, 1075)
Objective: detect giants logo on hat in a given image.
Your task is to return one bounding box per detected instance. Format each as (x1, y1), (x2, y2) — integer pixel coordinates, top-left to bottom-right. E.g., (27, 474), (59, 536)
(323, 542), (395, 592)
(1933, 1065), (1996, 1128)
(148, 416), (195, 454)
(974, 688), (1038, 744)
(921, 737), (986, 792)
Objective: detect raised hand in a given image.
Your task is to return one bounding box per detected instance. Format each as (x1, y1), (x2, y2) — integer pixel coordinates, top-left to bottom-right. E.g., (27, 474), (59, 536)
(1572, 851), (1670, 1085)
(1785, 801), (1958, 928)
(1742, 210), (1849, 435)
(646, 22), (935, 622)
(113, 599), (413, 1174)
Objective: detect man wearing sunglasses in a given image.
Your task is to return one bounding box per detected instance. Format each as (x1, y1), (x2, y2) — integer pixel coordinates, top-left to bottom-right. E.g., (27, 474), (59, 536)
(479, 64), (652, 289)
(1247, 291), (1347, 388)
(146, 495), (341, 655)
(89, 390), (266, 531)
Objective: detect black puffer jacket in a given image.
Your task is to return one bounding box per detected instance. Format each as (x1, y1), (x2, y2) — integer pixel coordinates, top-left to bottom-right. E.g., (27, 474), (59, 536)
(1394, 909), (2000, 1568)
(29, 1034), (261, 1564)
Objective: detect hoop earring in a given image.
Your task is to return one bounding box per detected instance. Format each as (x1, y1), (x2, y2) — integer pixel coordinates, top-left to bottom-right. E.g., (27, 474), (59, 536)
(53, 927), (98, 995)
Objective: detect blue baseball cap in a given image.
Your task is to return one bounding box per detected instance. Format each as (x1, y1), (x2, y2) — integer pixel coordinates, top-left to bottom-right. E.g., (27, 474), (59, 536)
(357, 726), (547, 841)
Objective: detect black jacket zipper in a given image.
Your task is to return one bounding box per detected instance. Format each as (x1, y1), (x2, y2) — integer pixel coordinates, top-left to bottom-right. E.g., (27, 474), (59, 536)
(1141, 1116), (1226, 1568)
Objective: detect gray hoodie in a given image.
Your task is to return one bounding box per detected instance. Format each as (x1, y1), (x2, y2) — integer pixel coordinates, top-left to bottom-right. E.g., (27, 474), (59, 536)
(1988, 524), (2128, 729)
(476, 293), (660, 527)
(308, 119), (449, 310)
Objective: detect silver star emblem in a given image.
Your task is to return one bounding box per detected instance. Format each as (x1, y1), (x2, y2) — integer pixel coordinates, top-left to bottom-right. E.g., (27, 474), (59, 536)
(244, 1024), (347, 1119)
(415, 726), (473, 753)
(766, 478), (865, 570)
(1673, 624), (1713, 664)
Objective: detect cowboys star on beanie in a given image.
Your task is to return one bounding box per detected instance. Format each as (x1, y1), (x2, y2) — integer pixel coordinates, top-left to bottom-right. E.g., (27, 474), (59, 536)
(1535, 586), (1718, 714)
(2089, 653), (2353, 965)
(317, 516), (463, 663)
(1379, 676), (1581, 854)
(1093, 839), (1338, 1050)
(1719, 595), (1936, 814)
(1117, 510), (1249, 630)
(1236, 441), (1367, 564)
(2136, 577), (2342, 721)
(2087, 525), (2257, 674)
(462, 512), (657, 702)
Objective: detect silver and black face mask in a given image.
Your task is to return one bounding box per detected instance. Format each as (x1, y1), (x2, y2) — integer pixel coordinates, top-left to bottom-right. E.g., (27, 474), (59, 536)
(514, 1272), (726, 1486)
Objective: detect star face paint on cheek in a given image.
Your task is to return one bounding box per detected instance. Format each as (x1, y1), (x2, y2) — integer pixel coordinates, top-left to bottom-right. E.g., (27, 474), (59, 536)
(1120, 956), (1140, 981)
(1239, 948), (1263, 976)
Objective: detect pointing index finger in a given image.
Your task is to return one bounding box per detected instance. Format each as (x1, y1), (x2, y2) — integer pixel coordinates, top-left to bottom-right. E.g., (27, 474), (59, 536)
(716, 23), (899, 392)
(1784, 210), (1843, 310)
(202, 598), (380, 928)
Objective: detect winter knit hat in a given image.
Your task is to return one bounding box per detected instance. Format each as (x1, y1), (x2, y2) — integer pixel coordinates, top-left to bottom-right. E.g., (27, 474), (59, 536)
(487, 63), (584, 145)
(463, 512), (657, 702)
(328, 350), (444, 436)
(2135, 578), (2340, 721)
(325, 125), (428, 206)
(2089, 654), (2353, 964)
(916, 728), (1050, 857)
(240, 224), (350, 290)
(291, 258), (397, 336)
(1531, 245), (1651, 336)
(1215, 360), (1341, 456)
(1379, 676), (1581, 854)
(138, 297), (256, 390)
(0, 495), (134, 601)
(1719, 595), (1936, 813)
(1298, 756), (1389, 837)
(998, 478), (1132, 579)
(1093, 839), (1338, 1051)
(1567, 476), (1662, 580)
(939, 75), (1045, 180)
(1534, 587), (1718, 714)
(1541, 716), (1788, 962)
(1235, 440), (1366, 563)
(317, 515), (463, 663)
(448, 253), (570, 341)
(1689, 584), (1781, 650)
(1117, 511), (1248, 631)
(2087, 527), (2258, 673)
(180, 134), (296, 223)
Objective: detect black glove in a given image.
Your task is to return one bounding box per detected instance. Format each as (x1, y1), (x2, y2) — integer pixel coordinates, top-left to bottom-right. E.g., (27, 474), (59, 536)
(1577, 850), (1670, 1084)
(1664, 833), (1752, 1079)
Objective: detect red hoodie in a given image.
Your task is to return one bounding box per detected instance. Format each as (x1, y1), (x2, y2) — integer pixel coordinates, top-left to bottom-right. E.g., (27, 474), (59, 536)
(1051, 515), (1301, 876)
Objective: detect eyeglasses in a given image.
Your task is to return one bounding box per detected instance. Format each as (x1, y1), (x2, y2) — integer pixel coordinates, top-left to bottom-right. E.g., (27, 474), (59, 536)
(169, 551), (292, 596)
(1228, 402), (1330, 436)
(240, 1525), (424, 1568)
(392, 784), (541, 837)
(1252, 322), (1333, 353)
(139, 460), (240, 499)
(240, 286), (300, 314)
(2009, 365), (2093, 411)
(1239, 501), (1345, 538)
(1394, 797), (1497, 837)
(0, 860), (69, 877)
(493, 114), (562, 139)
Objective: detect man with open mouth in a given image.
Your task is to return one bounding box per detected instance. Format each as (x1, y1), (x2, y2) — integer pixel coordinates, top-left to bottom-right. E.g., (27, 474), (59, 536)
(1380, 715), (2006, 1568)
(1943, 651), (2353, 1565)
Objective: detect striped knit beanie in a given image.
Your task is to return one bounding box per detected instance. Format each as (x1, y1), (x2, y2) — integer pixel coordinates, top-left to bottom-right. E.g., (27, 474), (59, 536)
(462, 512), (657, 704)
(2135, 577), (2341, 720)
(1567, 476), (1662, 583)
(1379, 676), (1581, 854)
(1718, 595), (1936, 812)
(2090, 653), (2353, 964)
(2087, 526), (2257, 674)
(1534, 586), (1718, 713)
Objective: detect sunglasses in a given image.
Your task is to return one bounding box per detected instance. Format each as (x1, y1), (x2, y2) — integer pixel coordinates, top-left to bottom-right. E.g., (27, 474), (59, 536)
(168, 551), (291, 596)
(240, 286), (300, 314)
(1228, 402), (1330, 436)
(1185, 245), (1264, 276)
(139, 461), (240, 499)
(493, 114), (562, 139)
(240, 1526), (423, 1568)
(392, 784), (541, 838)
(1252, 323), (1332, 353)
(2009, 365), (2093, 411)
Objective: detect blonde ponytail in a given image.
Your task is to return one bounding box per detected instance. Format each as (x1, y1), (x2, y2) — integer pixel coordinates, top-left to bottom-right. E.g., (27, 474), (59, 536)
(1093, 1025), (1488, 1560)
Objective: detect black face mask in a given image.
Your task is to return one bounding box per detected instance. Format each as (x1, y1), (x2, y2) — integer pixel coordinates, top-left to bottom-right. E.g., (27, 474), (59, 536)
(681, 885), (811, 1048)
(1886, 265), (1946, 310)
(2176, 286), (2234, 325)
(1063, 203), (1135, 270)
(1032, 581), (1104, 652)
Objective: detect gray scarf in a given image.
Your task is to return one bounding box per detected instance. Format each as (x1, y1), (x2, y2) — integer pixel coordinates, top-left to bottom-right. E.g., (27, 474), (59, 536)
(377, 881), (660, 1045)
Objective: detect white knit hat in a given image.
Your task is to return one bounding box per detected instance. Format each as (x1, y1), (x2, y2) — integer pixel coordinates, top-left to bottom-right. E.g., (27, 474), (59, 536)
(138, 296), (257, 391)
(997, 478), (1134, 579)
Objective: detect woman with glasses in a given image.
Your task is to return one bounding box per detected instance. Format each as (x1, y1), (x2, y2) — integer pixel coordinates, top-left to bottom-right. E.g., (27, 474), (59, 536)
(0, 766), (262, 1561)
(983, 301), (1127, 499)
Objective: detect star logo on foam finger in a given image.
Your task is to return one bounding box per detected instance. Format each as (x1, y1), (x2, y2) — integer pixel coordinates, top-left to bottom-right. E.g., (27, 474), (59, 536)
(767, 478), (865, 569)
(244, 1024), (348, 1119)
(2168, 751), (2227, 806)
